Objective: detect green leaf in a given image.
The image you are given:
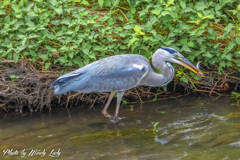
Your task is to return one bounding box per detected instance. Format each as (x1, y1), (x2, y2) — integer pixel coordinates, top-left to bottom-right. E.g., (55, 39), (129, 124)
(59, 57), (67, 63)
(39, 54), (48, 61)
(117, 15), (124, 21)
(202, 15), (214, 19)
(227, 42), (236, 52)
(161, 11), (170, 16)
(182, 45), (191, 52)
(104, 0), (111, 6)
(27, 12), (37, 17)
(134, 25), (145, 35)
(69, 52), (74, 59)
(128, 37), (139, 48)
(180, 75), (188, 84)
(203, 52), (212, 58)
(151, 10), (160, 15)
(10, 75), (16, 79)
(236, 37), (240, 45)
(12, 4), (21, 13)
(122, 99), (127, 104)
(3, 16), (10, 23)
(4, 0), (9, 5)
(59, 46), (69, 52)
(220, 61), (226, 67)
(54, 6), (63, 15)
(50, 0), (58, 6)
(188, 41), (194, 47)
(83, 56), (89, 65)
(224, 23), (233, 35)
(123, 24), (135, 29)
(98, 0), (103, 8)
(89, 53), (96, 60)
(197, 12), (203, 18)
(82, 43), (91, 54)
(226, 61), (231, 67)
(45, 62), (51, 69)
(208, 28), (213, 35)
(213, 43), (221, 49)
(13, 53), (19, 63)
(179, 0), (186, 9)
(0, 9), (6, 15)
(226, 54), (232, 61)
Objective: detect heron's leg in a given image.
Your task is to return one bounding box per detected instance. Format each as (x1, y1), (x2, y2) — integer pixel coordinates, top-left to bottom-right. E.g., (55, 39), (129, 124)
(112, 91), (125, 123)
(102, 91), (116, 118)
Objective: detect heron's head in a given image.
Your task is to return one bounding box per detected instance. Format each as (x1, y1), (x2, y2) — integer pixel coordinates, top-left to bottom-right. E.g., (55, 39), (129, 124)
(159, 47), (204, 77)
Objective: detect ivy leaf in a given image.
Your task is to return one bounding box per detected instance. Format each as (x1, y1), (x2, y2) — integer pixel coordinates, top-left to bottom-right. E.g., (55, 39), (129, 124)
(123, 24), (135, 29)
(27, 12), (38, 17)
(4, 0), (9, 5)
(134, 25), (145, 35)
(54, 6), (63, 15)
(39, 54), (48, 61)
(224, 23), (233, 35)
(161, 11), (170, 16)
(50, 0), (58, 6)
(151, 10), (161, 15)
(236, 37), (240, 45)
(220, 61), (226, 67)
(202, 15), (214, 19)
(208, 28), (213, 35)
(128, 37), (139, 48)
(180, 75), (188, 84)
(179, 0), (186, 9)
(226, 54), (232, 61)
(197, 12), (203, 18)
(13, 53), (19, 63)
(213, 43), (221, 49)
(203, 52), (212, 58)
(0, 9), (6, 15)
(45, 62), (51, 69)
(182, 45), (191, 52)
(188, 41), (194, 47)
(227, 42), (236, 52)
(12, 4), (21, 13)
(89, 53), (96, 60)
(98, 0), (103, 8)
(69, 52), (74, 59)
(117, 15), (124, 21)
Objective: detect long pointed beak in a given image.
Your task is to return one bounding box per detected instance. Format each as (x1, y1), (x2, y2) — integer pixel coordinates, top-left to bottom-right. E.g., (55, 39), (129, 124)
(178, 58), (204, 77)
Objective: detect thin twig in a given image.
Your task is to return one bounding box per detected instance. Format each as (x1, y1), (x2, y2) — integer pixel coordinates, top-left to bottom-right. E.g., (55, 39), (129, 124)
(118, 9), (128, 22)
(88, 96), (98, 110)
(134, 88), (143, 104)
(48, 24), (56, 34)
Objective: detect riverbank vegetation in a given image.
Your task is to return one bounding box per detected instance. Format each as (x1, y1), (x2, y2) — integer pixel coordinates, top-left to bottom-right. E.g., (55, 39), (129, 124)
(0, 0), (240, 113)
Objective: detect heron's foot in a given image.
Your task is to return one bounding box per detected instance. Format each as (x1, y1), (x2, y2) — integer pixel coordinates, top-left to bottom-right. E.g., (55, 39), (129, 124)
(102, 110), (113, 118)
(110, 115), (119, 123)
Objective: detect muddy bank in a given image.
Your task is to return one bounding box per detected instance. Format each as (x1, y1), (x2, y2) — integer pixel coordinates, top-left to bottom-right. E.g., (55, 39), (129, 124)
(0, 60), (239, 113)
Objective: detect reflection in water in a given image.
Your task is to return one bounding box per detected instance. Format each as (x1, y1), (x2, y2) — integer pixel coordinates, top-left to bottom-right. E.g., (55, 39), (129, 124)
(1, 94), (240, 160)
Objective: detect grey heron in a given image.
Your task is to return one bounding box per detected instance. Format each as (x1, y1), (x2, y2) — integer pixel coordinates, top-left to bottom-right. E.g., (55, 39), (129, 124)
(51, 48), (204, 122)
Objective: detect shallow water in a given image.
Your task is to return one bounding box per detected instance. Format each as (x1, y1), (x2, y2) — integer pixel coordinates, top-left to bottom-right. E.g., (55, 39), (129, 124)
(1, 94), (240, 160)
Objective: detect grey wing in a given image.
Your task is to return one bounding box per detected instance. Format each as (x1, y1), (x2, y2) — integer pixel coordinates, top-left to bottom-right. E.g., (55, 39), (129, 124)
(51, 55), (149, 94)
(83, 63), (149, 93)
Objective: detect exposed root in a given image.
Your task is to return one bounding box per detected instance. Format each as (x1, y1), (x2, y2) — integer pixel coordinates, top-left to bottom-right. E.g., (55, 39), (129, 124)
(0, 60), (239, 113)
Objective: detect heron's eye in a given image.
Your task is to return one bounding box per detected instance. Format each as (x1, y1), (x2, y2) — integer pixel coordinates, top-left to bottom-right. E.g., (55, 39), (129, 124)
(174, 55), (178, 58)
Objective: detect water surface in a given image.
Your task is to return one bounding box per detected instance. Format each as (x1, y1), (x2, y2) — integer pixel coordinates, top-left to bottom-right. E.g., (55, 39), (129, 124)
(1, 94), (240, 160)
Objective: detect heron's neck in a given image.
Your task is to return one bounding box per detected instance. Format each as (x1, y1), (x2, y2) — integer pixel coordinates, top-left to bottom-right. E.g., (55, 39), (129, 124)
(153, 58), (174, 87)
(140, 54), (174, 87)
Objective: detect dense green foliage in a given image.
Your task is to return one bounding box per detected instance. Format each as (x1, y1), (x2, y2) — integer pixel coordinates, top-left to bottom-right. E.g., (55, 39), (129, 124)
(0, 0), (240, 83)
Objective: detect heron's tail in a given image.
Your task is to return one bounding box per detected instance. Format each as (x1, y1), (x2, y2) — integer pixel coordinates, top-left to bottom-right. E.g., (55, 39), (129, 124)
(51, 74), (85, 95)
